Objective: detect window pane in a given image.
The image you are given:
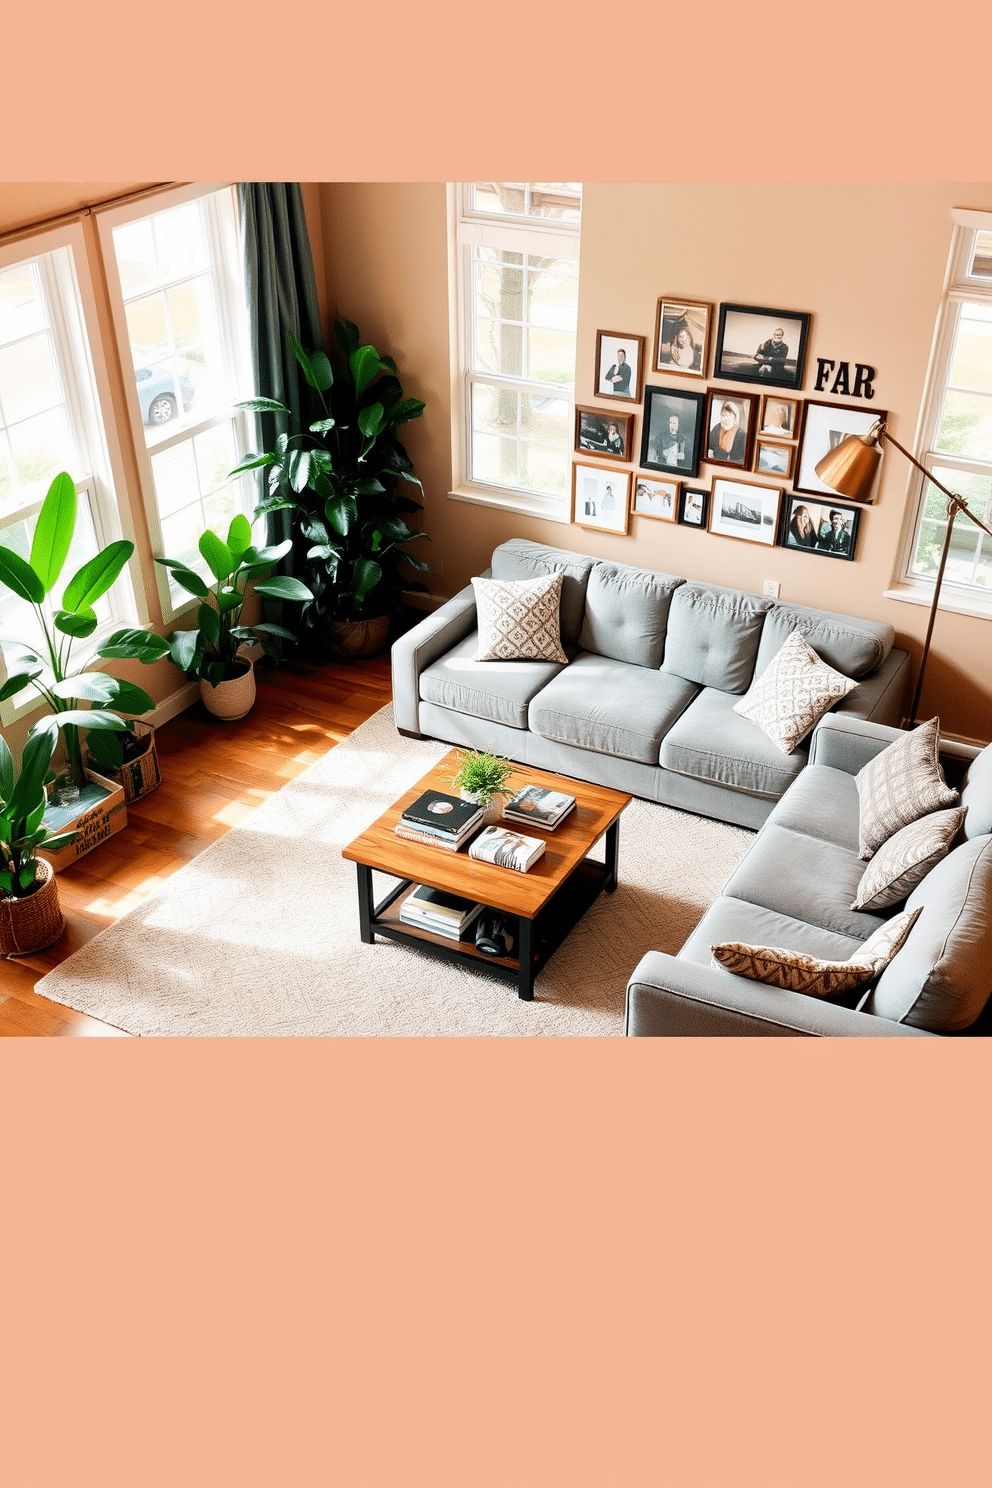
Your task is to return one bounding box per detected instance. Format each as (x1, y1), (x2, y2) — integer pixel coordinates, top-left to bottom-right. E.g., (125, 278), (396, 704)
(470, 183), (582, 223)
(7, 406), (74, 498)
(935, 388), (992, 459)
(946, 303), (992, 394)
(0, 261), (47, 341)
(912, 468), (992, 582)
(525, 262), (579, 332)
(0, 331), (63, 423)
(470, 382), (567, 496)
(528, 327), (576, 384)
(970, 230), (992, 279)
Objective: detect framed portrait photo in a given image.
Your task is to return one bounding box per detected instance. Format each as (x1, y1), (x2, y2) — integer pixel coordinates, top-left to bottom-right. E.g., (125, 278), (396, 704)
(780, 495), (861, 561)
(678, 487), (710, 528)
(753, 438), (795, 480)
(714, 304), (811, 390)
(704, 389), (759, 470)
(639, 385), (706, 477)
(709, 477), (782, 546)
(794, 400), (889, 501)
(574, 406), (633, 462)
(633, 476), (678, 522)
(572, 462), (631, 535)
(654, 298), (712, 378)
(759, 394), (801, 440)
(595, 330), (645, 403)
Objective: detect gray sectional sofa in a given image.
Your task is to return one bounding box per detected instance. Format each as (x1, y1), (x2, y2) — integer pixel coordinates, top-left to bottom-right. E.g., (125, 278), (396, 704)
(392, 538), (911, 830)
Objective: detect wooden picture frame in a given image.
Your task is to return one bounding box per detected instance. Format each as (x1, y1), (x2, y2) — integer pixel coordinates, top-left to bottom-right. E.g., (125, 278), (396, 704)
(639, 385), (706, 477)
(759, 394), (801, 441)
(779, 495), (862, 561)
(633, 476), (678, 522)
(595, 330), (645, 404)
(572, 462), (632, 535)
(703, 389), (759, 470)
(714, 303), (811, 390)
(574, 405), (634, 462)
(753, 438), (795, 480)
(794, 399), (889, 501)
(677, 487), (710, 528)
(708, 477), (782, 546)
(654, 297), (712, 378)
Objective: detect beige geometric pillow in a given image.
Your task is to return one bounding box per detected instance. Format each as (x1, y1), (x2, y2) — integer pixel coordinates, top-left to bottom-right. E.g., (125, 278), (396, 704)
(711, 906), (921, 997)
(852, 807), (965, 911)
(855, 717), (958, 859)
(733, 629), (858, 755)
(472, 572), (568, 663)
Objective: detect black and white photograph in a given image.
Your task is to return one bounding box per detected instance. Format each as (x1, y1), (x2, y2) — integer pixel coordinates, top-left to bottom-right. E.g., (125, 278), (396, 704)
(654, 298), (711, 378)
(595, 330), (645, 403)
(633, 476), (678, 521)
(572, 462), (631, 535)
(794, 399), (889, 500)
(780, 495), (861, 560)
(714, 303), (811, 390)
(708, 477), (782, 546)
(639, 385), (705, 476)
(678, 487), (710, 527)
(704, 389), (758, 469)
(760, 394), (801, 439)
(574, 406), (633, 461)
(754, 438), (795, 479)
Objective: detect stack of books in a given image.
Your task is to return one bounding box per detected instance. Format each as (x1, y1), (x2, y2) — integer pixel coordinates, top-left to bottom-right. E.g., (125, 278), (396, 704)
(502, 784), (576, 831)
(468, 824), (546, 873)
(400, 884), (483, 941)
(394, 789), (484, 852)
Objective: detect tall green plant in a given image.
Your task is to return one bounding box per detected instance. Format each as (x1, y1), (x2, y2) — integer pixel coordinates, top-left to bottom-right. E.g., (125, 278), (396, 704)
(231, 320), (431, 639)
(0, 473), (148, 787)
(0, 727), (80, 897)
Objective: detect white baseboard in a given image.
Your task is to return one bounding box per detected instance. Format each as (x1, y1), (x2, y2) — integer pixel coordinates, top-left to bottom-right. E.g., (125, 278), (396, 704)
(148, 681), (200, 728)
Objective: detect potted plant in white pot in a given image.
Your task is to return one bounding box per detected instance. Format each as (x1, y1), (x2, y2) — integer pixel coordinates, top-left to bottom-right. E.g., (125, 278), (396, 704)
(446, 750), (517, 826)
(0, 725), (82, 956)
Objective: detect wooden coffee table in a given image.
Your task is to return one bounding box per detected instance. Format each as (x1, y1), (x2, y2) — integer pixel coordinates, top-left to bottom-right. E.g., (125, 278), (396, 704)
(341, 755), (631, 1000)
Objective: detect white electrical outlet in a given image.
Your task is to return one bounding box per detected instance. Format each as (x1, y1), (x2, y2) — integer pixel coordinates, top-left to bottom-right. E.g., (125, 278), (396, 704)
(763, 579), (781, 598)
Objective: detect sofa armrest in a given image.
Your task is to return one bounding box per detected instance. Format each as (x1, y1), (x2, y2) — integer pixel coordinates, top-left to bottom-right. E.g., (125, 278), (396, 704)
(624, 951), (936, 1037)
(834, 646), (910, 727)
(390, 584), (478, 734)
(807, 714), (908, 775)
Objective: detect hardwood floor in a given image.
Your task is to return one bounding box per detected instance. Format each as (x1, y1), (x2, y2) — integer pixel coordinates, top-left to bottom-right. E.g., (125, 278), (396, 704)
(0, 655), (393, 1036)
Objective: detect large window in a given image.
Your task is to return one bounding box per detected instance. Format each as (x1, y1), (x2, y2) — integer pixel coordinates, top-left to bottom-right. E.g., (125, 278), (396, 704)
(901, 210), (992, 609)
(453, 182), (581, 518)
(99, 185), (255, 617)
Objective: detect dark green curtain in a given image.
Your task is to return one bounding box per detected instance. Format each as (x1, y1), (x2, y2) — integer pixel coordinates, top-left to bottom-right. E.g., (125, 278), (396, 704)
(237, 182), (323, 551)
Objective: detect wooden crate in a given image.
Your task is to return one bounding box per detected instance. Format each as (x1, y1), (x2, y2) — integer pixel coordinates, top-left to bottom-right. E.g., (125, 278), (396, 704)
(39, 770), (128, 872)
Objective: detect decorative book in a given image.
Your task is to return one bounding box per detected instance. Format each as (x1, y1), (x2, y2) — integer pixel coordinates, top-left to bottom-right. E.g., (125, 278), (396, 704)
(467, 825), (546, 873)
(502, 784), (576, 829)
(401, 789), (483, 837)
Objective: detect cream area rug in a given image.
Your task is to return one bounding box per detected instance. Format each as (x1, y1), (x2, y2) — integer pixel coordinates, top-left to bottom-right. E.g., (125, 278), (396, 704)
(35, 706), (754, 1037)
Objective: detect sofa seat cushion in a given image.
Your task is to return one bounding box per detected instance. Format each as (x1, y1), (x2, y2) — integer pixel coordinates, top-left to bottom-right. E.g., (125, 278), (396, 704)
(578, 561), (684, 669)
(661, 582), (773, 693)
(679, 896), (867, 970)
(764, 764), (862, 852)
(419, 632), (567, 730)
(755, 600), (894, 681)
(527, 653), (699, 765)
(659, 687), (809, 799)
(722, 823), (889, 941)
(490, 538), (595, 646)
(866, 834), (992, 1031)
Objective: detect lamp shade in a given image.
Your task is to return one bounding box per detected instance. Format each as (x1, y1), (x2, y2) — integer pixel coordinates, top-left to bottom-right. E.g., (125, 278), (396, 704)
(814, 424), (884, 502)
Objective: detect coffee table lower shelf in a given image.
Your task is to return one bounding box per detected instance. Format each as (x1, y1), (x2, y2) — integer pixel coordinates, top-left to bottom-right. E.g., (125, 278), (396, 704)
(356, 856), (615, 1001)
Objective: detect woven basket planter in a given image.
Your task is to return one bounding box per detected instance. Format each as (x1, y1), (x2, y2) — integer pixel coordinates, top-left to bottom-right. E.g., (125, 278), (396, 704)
(324, 614), (390, 660)
(200, 659), (256, 721)
(0, 858), (65, 957)
(87, 720), (161, 804)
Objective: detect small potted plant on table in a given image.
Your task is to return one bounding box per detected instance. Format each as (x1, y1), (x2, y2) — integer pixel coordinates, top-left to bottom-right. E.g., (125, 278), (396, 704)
(446, 750), (516, 825)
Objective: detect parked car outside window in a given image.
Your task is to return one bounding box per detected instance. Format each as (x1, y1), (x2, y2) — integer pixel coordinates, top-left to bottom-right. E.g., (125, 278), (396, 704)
(135, 359), (196, 426)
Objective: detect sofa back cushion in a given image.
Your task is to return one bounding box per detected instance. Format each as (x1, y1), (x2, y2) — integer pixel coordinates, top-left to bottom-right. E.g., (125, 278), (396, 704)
(578, 561), (684, 669)
(960, 742), (992, 839)
(661, 582), (773, 693)
(755, 601), (894, 681)
(866, 834), (992, 1031)
(491, 539), (594, 647)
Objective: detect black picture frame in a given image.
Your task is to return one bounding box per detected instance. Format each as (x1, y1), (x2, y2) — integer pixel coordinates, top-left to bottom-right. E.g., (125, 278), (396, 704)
(677, 487), (710, 528)
(639, 385), (706, 478)
(714, 303), (811, 390)
(778, 494), (862, 561)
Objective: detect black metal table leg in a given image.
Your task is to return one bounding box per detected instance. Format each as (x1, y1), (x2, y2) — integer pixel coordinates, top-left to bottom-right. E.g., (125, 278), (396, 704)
(356, 863), (375, 943)
(604, 819), (620, 892)
(517, 916), (534, 1001)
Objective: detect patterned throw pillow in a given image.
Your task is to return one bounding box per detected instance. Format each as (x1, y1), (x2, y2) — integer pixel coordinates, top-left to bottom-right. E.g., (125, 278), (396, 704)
(473, 572), (568, 663)
(711, 906), (921, 997)
(733, 629), (858, 755)
(852, 807), (965, 911)
(855, 717), (958, 860)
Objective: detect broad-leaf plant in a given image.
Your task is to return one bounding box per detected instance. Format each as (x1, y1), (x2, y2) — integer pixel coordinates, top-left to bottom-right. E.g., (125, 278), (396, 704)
(0, 727), (81, 898)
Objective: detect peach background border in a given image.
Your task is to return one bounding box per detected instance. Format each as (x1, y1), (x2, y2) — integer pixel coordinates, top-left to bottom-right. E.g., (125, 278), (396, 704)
(3, 2), (991, 1484)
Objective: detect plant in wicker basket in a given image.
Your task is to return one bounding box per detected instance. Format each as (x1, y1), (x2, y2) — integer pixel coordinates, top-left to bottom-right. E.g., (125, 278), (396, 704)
(0, 726), (79, 954)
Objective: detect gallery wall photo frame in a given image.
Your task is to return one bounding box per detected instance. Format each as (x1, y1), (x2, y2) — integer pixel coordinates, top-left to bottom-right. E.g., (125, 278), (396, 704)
(575, 406), (634, 462)
(714, 303), (811, 391)
(708, 477), (782, 546)
(794, 399), (889, 500)
(595, 330), (645, 403)
(759, 394), (801, 441)
(754, 438), (795, 480)
(639, 385), (706, 478)
(703, 388), (759, 470)
(779, 494), (862, 561)
(654, 297), (712, 378)
(572, 462), (632, 535)
(633, 475), (679, 522)
(678, 487), (710, 528)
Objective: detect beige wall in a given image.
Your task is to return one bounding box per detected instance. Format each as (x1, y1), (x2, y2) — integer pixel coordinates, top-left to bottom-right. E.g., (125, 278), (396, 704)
(320, 181), (992, 744)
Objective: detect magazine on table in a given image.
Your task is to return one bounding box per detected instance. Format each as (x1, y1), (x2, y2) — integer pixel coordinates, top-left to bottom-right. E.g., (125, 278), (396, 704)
(468, 825), (546, 873)
(401, 790), (483, 837)
(393, 824), (464, 852)
(502, 783), (576, 829)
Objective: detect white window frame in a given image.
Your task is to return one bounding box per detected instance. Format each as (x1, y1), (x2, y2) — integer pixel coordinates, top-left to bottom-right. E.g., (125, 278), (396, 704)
(887, 207), (992, 621)
(0, 220), (143, 727)
(448, 183), (580, 523)
(96, 182), (255, 624)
